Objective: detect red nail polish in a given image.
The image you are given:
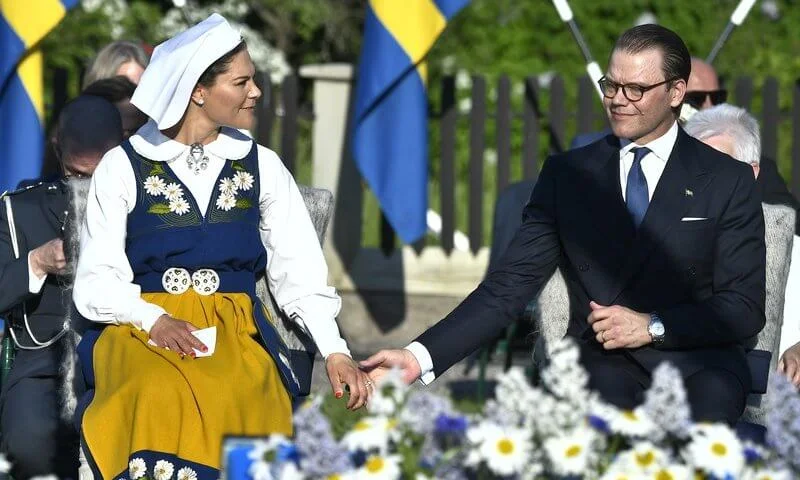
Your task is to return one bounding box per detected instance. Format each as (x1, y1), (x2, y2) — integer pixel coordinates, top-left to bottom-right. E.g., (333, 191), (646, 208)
(335, 391), (343, 399)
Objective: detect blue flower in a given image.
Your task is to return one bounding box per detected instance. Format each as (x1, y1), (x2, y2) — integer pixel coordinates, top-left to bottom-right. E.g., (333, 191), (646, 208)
(276, 443), (300, 464)
(350, 449), (367, 468)
(587, 414), (610, 434)
(743, 446), (761, 464)
(435, 414), (468, 435)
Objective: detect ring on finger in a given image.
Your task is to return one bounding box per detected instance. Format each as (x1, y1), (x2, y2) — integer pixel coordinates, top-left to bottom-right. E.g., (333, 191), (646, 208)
(365, 380), (373, 388)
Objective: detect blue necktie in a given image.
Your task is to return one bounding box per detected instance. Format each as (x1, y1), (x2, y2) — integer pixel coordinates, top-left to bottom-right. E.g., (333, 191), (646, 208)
(626, 146), (650, 228)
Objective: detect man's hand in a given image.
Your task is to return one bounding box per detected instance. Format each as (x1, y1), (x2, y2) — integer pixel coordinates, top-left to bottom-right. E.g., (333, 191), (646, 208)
(30, 238), (66, 277)
(588, 301), (651, 350)
(778, 342), (800, 387)
(326, 353), (372, 410)
(359, 349), (422, 385)
(148, 314), (207, 357)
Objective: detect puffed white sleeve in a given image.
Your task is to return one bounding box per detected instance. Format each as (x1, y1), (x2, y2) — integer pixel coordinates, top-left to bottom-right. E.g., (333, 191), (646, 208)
(257, 146), (350, 358)
(72, 148), (167, 332)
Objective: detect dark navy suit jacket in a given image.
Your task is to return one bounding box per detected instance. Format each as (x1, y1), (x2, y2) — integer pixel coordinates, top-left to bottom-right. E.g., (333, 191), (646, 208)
(417, 129), (766, 391)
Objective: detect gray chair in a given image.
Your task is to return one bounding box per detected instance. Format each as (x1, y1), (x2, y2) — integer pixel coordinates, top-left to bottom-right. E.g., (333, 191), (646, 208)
(532, 203), (795, 426)
(255, 185), (334, 396)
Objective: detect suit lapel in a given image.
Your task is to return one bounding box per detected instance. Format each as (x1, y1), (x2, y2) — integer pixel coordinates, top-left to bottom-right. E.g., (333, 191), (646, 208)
(588, 136), (636, 243)
(607, 129), (712, 302)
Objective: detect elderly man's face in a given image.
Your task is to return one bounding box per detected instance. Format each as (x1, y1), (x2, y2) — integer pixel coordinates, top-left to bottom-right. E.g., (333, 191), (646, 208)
(703, 134), (759, 178)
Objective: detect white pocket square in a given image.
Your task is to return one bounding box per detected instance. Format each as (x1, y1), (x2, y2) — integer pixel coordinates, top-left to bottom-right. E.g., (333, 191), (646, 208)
(681, 217), (708, 222)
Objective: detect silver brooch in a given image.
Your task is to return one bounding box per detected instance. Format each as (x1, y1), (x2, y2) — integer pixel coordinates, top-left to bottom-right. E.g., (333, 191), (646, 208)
(186, 143), (209, 175)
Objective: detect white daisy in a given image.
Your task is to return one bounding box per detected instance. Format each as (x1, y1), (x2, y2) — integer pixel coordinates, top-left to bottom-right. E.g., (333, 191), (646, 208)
(368, 368), (407, 416)
(163, 182), (184, 201)
(354, 454), (401, 479)
(144, 176), (166, 196)
(615, 441), (669, 474)
(477, 425), (532, 476)
(218, 177), (238, 195)
(543, 427), (597, 476)
(610, 407), (656, 437)
(128, 458), (147, 479)
(650, 465), (693, 480)
(742, 468), (792, 480)
(684, 424), (744, 478)
(153, 459), (175, 480)
(176, 466), (198, 480)
(216, 193), (237, 211)
(169, 197), (191, 216)
(233, 171), (255, 191)
(342, 416), (391, 453)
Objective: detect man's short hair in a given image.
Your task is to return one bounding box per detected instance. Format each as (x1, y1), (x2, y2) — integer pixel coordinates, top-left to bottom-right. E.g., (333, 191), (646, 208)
(684, 104), (761, 166)
(56, 95), (123, 160)
(614, 24), (691, 83)
(82, 75), (137, 104)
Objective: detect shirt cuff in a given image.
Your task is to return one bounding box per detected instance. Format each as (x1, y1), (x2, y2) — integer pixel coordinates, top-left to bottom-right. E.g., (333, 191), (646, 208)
(405, 341), (436, 385)
(292, 313), (351, 359)
(27, 251), (47, 294)
(133, 303), (167, 333)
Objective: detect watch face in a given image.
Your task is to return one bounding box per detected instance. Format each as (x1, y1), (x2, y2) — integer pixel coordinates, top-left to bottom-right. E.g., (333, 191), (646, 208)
(650, 321), (665, 337)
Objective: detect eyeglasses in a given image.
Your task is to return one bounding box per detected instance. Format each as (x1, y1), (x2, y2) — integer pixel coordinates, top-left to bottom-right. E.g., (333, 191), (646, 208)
(598, 76), (679, 102)
(684, 89), (728, 109)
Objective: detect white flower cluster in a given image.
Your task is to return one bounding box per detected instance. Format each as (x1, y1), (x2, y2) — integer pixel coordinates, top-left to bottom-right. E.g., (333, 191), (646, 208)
(144, 175), (190, 215)
(127, 458), (196, 480)
(216, 171), (254, 212)
(239, 337), (794, 480)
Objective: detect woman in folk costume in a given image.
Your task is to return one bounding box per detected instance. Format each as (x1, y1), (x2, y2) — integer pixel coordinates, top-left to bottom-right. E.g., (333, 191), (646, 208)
(72, 14), (371, 479)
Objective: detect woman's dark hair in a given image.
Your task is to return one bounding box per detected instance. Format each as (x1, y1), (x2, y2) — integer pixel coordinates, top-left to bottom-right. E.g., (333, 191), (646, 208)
(82, 75), (137, 103)
(197, 41), (247, 87)
(614, 24), (691, 83)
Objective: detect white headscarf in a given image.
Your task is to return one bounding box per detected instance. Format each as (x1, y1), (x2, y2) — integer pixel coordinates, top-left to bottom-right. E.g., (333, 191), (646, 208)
(131, 14), (242, 130)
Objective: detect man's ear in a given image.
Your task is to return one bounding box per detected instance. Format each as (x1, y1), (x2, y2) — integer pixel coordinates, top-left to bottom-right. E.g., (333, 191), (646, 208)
(670, 79), (687, 109)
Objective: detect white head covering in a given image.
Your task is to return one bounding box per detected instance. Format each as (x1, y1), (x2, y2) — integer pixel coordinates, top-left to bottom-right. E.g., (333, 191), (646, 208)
(131, 13), (242, 130)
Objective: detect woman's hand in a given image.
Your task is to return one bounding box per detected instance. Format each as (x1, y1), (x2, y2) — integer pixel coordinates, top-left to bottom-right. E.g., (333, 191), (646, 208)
(326, 353), (372, 410)
(149, 314), (208, 357)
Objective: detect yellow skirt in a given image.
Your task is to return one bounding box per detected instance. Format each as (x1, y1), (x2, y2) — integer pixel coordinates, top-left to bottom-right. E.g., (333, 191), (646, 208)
(81, 290), (292, 479)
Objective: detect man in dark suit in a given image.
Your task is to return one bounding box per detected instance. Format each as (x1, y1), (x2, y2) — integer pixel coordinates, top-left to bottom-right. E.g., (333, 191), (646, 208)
(0, 96), (122, 478)
(362, 25), (766, 424)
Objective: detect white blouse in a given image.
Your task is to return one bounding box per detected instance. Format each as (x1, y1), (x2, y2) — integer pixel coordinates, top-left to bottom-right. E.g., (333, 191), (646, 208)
(72, 120), (350, 358)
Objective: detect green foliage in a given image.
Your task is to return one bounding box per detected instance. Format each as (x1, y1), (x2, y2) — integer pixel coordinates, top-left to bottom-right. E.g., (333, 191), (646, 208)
(39, 0), (800, 247)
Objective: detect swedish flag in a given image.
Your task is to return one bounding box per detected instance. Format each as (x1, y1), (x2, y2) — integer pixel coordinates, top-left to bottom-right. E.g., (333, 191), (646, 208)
(352, 0), (469, 244)
(1, 0), (78, 192)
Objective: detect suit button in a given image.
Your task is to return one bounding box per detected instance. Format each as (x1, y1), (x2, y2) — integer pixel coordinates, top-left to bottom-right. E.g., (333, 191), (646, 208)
(687, 266), (697, 277)
(579, 262), (589, 272)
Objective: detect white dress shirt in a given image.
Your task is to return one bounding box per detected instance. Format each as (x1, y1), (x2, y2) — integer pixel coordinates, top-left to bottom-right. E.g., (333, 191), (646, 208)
(72, 120), (351, 358)
(407, 122), (680, 384)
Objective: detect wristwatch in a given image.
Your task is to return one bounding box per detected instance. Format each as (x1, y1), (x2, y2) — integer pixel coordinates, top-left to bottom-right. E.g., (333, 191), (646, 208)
(648, 312), (665, 346)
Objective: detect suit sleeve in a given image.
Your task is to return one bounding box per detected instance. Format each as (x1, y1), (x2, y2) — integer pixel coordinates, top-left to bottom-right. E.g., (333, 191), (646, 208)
(659, 166), (766, 349)
(0, 197), (34, 314)
(415, 156), (563, 377)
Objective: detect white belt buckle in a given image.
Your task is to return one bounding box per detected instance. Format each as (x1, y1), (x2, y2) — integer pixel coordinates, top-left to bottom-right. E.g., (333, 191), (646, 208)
(162, 268), (191, 294)
(192, 269), (220, 295)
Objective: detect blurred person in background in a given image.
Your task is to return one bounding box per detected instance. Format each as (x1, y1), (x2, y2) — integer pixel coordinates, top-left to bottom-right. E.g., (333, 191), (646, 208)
(0, 96), (122, 479)
(83, 75), (148, 139)
(82, 40), (150, 88)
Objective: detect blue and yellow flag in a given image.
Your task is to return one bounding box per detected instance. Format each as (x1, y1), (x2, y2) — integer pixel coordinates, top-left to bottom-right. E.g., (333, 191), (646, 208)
(352, 0), (469, 244)
(0, 0), (78, 193)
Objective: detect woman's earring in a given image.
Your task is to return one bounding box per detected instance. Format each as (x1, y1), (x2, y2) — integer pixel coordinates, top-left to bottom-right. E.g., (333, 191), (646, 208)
(197, 99), (205, 106)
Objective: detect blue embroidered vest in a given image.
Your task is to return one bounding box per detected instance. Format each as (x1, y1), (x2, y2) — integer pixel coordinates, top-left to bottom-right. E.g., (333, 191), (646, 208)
(119, 140), (300, 397)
